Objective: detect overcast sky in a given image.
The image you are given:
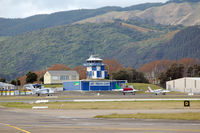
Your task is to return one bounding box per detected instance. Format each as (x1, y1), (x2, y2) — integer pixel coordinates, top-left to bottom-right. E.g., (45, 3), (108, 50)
(0, 0), (168, 18)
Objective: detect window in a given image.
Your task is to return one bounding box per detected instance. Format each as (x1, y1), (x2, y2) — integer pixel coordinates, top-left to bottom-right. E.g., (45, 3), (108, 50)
(60, 76), (65, 80)
(72, 75), (77, 80)
(92, 66), (96, 70)
(101, 66), (105, 70)
(52, 76), (59, 80)
(60, 75), (69, 80)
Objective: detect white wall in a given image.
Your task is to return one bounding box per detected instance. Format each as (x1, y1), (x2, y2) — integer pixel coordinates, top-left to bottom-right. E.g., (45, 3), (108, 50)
(44, 72), (51, 84)
(166, 77), (200, 93)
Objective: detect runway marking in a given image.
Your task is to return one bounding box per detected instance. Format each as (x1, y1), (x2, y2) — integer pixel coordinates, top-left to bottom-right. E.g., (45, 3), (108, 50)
(0, 123), (31, 133)
(72, 98), (200, 102)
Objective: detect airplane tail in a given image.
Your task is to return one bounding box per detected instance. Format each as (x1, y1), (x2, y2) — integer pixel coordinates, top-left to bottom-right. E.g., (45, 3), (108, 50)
(115, 84), (122, 90)
(147, 86), (153, 92)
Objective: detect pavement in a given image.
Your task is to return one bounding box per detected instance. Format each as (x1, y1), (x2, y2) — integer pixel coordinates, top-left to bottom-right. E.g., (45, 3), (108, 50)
(1, 93), (200, 133)
(0, 106), (200, 133)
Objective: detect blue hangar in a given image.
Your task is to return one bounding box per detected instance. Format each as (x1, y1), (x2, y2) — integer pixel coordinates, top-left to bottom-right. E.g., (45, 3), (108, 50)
(63, 55), (127, 91)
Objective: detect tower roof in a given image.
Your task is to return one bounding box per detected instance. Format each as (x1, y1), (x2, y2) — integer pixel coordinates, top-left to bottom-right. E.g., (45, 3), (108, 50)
(86, 55), (102, 61)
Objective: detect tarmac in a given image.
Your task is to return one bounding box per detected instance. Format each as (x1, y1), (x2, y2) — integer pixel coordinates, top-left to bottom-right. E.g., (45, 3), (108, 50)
(0, 93), (200, 133)
(0, 107), (200, 133)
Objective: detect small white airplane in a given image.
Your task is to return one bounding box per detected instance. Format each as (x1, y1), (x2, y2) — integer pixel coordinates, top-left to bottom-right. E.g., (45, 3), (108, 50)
(114, 84), (139, 95)
(146, 86), (170, 95)
(23, 84), (55, 96)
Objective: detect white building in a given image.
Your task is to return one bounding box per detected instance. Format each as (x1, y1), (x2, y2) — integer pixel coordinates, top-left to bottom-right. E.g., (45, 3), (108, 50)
(0, 82), (15, 90)
(44, 70), (79, 84)
(166, 77), (200, 93)
(84, 55), (107, 79)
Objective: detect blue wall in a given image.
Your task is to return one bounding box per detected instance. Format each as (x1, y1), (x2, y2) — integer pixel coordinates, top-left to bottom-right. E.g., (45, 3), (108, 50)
(63, 81), (81, 91)
(63, 80), (126, 91)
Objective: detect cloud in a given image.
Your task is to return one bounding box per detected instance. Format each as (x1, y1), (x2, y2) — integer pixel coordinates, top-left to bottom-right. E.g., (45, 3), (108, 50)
(0, 0), (167, 18)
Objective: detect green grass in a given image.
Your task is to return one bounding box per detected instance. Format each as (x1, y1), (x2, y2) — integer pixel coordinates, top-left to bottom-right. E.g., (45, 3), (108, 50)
(1, 102), (33, 109)
(1, 101), (200, 110)
(95, 112), (200, 120)
(43, 84), (63, 88)
(127, 83), (164, 92)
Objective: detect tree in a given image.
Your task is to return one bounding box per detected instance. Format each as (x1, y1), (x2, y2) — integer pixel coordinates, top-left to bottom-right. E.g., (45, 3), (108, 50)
(103, 59), (124, 79)
(10, 80), (17, 85)
(0, 78), (6, 83)
(186, 64), (200, 77)
(112, 69), (129, 81)
(187, 66), (193, 77)
(112, 68), (149, 83)
(26, 71), (38, 83)
(16, 79), (21, 86)
(39, 76), (44, 84)
(158, 63), (185, 87)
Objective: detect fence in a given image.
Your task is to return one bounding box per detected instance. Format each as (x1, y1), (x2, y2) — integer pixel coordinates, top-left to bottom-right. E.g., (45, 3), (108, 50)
(0, 89), (33, 96)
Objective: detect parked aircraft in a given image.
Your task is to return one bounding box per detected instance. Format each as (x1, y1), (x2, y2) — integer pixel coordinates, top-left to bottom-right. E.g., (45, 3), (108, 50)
(23, 84), (54, 96)
(146, 86), (170, 95)
(114, 84), (139, 95)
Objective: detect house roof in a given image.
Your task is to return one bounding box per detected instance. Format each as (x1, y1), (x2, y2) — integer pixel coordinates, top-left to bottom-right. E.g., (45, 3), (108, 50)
(47, 70), (78, 76)
(86, 55), (102, 61)
(0, 82), (15, 87)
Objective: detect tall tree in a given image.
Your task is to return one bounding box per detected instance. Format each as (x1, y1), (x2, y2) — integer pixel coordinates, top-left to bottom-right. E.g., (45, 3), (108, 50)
(0, 78), (6, 83)
(10, 80), (17, 85)
(112, 68), (149, 83)
(158, 63), (184, 87)
(26, 71), (38, 83)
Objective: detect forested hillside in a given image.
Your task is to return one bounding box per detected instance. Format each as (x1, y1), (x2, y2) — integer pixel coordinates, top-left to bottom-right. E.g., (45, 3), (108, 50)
(0, 3), (163, 36)
(0, 1), (200, 81)
(1, 20), (200, 80)
(151, 26), (200, 60)
(0, 20), (177, 79)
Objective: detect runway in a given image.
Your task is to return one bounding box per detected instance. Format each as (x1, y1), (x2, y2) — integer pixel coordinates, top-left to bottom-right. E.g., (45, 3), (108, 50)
(1, 97), (200, 103)
(0, 107), (200, 133)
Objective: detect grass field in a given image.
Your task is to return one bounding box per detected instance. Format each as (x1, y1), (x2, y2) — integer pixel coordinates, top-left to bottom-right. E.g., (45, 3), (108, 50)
(43, 84), (63, 88)
(128, 83), (164, 92)
(94, 112), (200, 120)
(1, 101), (200, 109)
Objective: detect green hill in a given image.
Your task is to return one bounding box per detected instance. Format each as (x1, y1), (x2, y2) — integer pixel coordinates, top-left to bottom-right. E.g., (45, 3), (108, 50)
(0, 1), (200, 80)
(0, 3), (164, 36)
(2, 21), (199, 80)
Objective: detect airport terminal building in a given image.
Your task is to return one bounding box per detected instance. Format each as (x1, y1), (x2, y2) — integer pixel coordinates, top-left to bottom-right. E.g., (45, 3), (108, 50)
(63, 55), (127, 91)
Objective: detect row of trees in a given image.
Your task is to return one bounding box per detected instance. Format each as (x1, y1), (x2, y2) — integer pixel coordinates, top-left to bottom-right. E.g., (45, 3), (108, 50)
(158, 64), (200, 87)
(1, 58), (199, 87)
(112, 68), (149, 83)
(0, 71), (40, 85)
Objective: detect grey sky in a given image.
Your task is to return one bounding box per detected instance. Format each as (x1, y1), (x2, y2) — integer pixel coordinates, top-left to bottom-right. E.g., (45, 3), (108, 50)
(0, 0), (168, 18)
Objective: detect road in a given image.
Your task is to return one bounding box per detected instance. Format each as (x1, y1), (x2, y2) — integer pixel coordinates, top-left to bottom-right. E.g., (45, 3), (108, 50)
(0, 107), (200, 133)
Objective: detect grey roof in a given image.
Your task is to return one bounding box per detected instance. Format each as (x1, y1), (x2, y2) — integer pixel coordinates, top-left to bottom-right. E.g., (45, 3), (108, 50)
(0, 82), (15, 87)
(86, 55), (102, 61)
(47, 70), (78, 76)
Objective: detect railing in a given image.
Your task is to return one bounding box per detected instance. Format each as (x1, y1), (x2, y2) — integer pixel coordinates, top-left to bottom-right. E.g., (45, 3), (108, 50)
(0, 89), (33, 96)
(83, 63), (105, 67)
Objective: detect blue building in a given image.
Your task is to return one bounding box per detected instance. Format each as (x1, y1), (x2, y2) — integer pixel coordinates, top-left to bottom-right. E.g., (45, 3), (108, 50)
(63, 55), (127, 91)
(63, 80), (127, 91)
(84, 55), (107, 79)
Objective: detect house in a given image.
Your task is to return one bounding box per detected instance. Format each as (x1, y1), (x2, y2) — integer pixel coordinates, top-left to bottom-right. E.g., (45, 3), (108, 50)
(0, 82), (15, 90)
(166, 77), (200, 94)
(44, 70), (79, 84)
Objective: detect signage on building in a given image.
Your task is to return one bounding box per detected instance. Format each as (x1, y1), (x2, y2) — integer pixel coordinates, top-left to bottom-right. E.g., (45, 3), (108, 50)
(74, 81), (80, 86)
(89, 82), (110, 86)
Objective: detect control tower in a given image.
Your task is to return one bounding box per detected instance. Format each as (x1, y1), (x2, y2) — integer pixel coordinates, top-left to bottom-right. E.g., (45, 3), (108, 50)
(84, 55), (107, 79)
